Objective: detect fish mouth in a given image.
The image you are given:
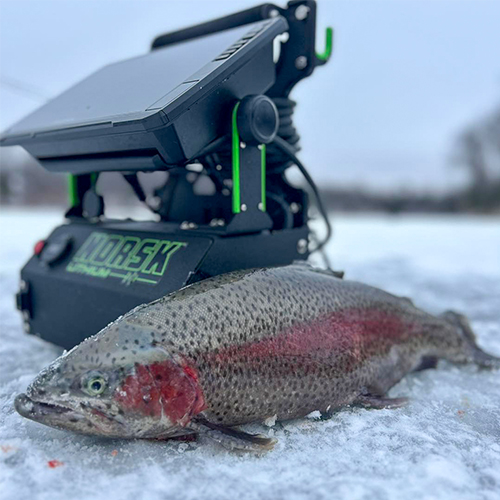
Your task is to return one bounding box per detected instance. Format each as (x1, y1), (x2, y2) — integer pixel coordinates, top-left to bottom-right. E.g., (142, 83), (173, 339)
(15, 393), (74, 420)
(14, 393), (127, 436)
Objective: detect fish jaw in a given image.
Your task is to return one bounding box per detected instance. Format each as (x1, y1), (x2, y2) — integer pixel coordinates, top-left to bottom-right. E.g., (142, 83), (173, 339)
(13, 392), (128, 437)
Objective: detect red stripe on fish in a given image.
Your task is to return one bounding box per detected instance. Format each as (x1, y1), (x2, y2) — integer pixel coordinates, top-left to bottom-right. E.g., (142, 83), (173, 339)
(209, 308), (412, 367)
(114, 360), (206, 425)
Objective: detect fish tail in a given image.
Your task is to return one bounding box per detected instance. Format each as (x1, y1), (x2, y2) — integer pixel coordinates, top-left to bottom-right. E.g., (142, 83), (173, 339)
(441, 311), (500, 369)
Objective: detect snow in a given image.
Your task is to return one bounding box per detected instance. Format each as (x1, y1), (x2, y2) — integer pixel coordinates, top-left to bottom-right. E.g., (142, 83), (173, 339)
(1, 210), (499, 500)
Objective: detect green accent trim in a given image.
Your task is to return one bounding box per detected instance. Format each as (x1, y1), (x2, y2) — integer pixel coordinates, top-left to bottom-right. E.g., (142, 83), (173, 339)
(316, 27), (333, 61)
(68, 175), (79, 207)
(135, 277), (158, 285)
(261, 144), (266, 211)
(232, 102), (241, 214)
(109, 272), (127, 279)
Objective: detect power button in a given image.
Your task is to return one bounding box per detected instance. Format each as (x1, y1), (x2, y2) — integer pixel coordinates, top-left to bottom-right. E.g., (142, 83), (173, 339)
(39, 234), (73, 266)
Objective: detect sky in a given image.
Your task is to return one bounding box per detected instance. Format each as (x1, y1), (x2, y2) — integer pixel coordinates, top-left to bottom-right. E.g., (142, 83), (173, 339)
(0, 0), (499, 192)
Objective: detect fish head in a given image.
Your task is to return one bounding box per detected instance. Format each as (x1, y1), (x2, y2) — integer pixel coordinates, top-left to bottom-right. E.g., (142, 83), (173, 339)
(14, 320), (205, 439)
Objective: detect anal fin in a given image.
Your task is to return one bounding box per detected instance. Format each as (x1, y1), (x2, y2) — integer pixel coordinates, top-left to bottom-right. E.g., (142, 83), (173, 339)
(354, 394), (409, 409)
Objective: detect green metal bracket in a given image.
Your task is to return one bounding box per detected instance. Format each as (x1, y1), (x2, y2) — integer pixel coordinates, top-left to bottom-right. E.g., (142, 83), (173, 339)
(232, 102), (242, 214)
(260, 143), (266, 212)
(67, 172), (98, 208)
(316, 27), (333, 61)
(68, 175), (79, 207)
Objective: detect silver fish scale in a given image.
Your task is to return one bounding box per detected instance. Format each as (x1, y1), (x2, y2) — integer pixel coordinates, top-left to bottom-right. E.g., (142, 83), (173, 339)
(124, 266), (411, 350)
(120, 265), (451, 425)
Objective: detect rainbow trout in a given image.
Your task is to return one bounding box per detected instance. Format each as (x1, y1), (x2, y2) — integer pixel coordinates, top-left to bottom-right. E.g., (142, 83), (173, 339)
(15, 264), (499, 450)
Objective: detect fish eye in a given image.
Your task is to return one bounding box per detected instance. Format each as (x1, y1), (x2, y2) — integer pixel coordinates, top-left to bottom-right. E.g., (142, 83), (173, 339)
(83, 374), (107, 396)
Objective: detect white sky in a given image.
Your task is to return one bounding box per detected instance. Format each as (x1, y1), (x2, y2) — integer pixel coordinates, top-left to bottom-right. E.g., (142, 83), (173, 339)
(1, 0), (499, 192)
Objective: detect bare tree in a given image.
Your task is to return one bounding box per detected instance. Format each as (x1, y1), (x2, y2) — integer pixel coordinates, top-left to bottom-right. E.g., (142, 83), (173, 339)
(455, 104), (500, 191)
(457, 129), (489, 189)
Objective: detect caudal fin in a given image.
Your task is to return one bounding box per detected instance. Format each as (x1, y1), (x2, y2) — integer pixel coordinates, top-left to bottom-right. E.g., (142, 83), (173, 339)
(441, 311), (500, 369)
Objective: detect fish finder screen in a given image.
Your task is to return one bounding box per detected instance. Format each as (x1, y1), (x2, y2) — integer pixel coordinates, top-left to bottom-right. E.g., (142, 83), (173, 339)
(6, 24), (254, 136)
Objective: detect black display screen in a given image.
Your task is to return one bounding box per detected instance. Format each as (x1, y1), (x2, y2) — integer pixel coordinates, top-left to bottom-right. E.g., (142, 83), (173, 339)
(5, 24), (253, 136)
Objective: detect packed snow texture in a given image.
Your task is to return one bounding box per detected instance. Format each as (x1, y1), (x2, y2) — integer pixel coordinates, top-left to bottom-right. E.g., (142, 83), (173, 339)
(1, 211), (499, 500)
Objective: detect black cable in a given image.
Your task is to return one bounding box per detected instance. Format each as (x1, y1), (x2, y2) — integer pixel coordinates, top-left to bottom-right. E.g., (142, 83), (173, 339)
(268, 98), (332, 251)
(272, 135), (332, 251)
(266, 97), (300, 173)
(195, 96), (332, 251)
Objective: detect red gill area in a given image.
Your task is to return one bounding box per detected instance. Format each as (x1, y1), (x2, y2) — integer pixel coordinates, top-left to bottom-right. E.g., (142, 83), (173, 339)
(209, 308), (413, 367)
(114, 359), (206, 426)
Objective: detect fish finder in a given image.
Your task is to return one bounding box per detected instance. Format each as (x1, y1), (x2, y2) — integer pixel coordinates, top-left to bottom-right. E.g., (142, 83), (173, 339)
(1, 1), (333, 349)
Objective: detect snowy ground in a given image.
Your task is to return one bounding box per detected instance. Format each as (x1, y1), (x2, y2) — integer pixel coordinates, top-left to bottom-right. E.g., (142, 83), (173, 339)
(1, 210), (499, 500)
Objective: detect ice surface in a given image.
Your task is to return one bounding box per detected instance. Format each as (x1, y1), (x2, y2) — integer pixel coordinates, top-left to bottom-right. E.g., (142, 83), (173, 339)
(1, 211), (499, 500)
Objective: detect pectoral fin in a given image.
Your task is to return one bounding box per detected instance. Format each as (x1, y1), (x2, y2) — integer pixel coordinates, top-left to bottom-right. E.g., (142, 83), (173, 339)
(354, 394), (409, 409)
(413, 356), (438, 372)
(191, 416), (276, 452)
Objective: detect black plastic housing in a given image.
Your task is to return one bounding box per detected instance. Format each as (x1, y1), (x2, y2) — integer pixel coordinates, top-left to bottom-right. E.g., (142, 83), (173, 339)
(18, 220), (309, 349)
(1, 18), (287, 174)
(6, 0), (331, 348)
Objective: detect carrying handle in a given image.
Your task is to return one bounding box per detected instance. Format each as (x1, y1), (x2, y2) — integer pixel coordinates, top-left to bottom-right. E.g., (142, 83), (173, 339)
(315, 27), (333, 63)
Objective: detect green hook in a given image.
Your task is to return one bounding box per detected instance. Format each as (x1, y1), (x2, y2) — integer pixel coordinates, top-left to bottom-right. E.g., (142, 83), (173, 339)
(316, 27), (333, 61)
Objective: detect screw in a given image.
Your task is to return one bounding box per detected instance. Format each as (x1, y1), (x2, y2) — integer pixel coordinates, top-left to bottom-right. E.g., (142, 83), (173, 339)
(269, 9), (279, 17)
(216, 164), (222, 171)
(295, 5), (310, 20)
(297, 238), (308, 254)
(240, 142), (246, 149)
(258, 202), (264, 211)
(290, 202), (301, 214)
(295, 56), (308, 70)
(209, 218), (226, 227)
(241, 204), (247, 212)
